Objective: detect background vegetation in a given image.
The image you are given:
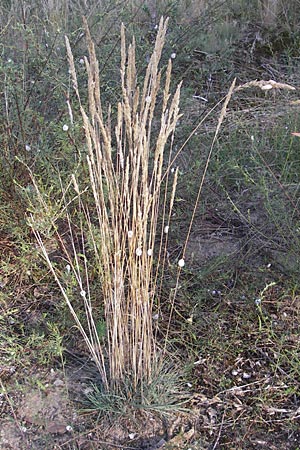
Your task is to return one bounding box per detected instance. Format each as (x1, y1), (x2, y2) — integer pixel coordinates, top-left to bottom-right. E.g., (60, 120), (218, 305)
(1, 1), (300, 449)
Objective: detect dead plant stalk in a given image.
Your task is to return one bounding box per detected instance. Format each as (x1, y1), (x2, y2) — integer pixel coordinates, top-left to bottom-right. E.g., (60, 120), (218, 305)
(30, 16), (235, 395)
(32, 17), (181, 392)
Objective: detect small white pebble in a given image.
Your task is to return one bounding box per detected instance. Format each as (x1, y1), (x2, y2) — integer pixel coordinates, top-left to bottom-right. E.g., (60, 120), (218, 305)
(178, 258), (185, 268)
(80, 290), (86, 297)
(66, 425), (73, 432)
(128, 230), (133, 238)
(187, 382), (192, 388)
(128, 433), (135, 440)
(79, 58), (85, 65)
(147, 249), (153, 256)
(231, 370), (239, 376)
(170, 52), (176, 59)
(243, 372), (251, 379)
(164, 225), (169, 234)
(136, 248), (142, 257)
(65, 264), (71, 274)
(25, 144), (31, 152)
(193, 359), (204, 365)
(152, 313), (159, 320)
(145, 95), (151, 103)
(62, 124), (69, 131)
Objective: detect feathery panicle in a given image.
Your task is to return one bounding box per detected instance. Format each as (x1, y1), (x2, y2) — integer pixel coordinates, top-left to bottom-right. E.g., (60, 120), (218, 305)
(65, 36), (80, 101)
(235, 79), (296, 92)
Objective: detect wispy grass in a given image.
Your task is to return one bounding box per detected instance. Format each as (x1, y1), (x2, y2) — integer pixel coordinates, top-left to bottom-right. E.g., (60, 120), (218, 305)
(28, 15), (235, 404)
(30, 17), (182, 393)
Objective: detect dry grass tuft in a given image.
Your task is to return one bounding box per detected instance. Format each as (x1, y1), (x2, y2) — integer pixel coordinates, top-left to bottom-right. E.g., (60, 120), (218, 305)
(29, 15), (236, 400)
(31, 17), (182, 393)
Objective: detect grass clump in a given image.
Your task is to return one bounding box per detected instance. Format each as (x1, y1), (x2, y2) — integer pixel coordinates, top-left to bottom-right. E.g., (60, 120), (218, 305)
(85, 360), (189, 417)
(27, 13), (236, 409)
(30, 17), (182, 397)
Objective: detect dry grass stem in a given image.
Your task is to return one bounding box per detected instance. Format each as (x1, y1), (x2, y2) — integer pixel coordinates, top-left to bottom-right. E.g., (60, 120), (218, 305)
(163, 78), (237, 353)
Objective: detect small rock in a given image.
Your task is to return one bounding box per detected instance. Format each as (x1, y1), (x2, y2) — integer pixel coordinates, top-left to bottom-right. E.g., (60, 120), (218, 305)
(155, 439), (167, 448)
(242, 372), (251, 379)
(46, 421), (68, 434)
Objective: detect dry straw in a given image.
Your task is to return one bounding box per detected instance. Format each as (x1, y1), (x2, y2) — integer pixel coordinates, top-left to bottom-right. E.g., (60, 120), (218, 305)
(37, 16), (182, 391)
(30, 16), (236, 396)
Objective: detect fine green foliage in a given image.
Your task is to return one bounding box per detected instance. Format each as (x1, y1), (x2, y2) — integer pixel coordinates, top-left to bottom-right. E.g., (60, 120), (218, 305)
(85, 360), (190, 417)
